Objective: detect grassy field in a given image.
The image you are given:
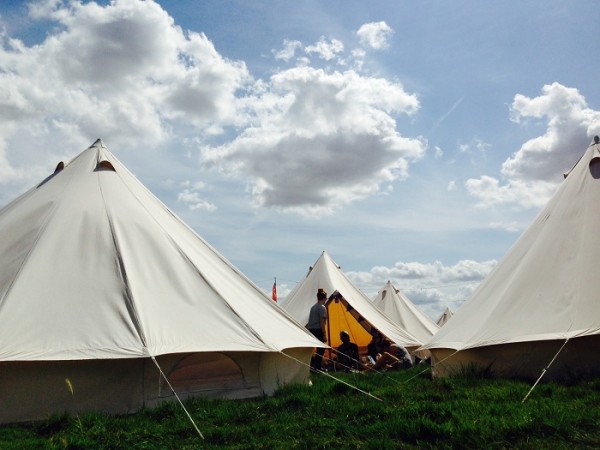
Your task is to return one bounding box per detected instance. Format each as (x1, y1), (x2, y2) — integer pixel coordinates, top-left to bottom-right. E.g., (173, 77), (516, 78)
(1, 366), (599, 449)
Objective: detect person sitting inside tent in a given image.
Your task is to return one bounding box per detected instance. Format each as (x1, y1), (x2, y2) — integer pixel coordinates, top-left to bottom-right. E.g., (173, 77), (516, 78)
(367, 329), (385, 364)
(372, 339), (413, 371)
(334, 330), (360, 372)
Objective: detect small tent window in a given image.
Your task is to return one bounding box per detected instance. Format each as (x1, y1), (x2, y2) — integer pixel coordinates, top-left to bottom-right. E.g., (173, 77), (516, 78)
(165, 353), (245, 395)
(589, 157), (600, 179)
(95, 160), (116, 172)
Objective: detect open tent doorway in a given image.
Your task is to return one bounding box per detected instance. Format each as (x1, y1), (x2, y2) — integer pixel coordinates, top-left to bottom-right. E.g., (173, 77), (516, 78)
(326, 291), (375, 353)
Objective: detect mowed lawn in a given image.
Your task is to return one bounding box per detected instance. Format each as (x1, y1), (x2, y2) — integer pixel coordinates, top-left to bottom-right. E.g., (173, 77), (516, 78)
(1, 366), (599, 449)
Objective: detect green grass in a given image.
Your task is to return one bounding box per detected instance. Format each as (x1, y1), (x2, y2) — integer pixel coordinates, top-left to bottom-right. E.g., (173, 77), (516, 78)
(1, 367), (599, 449)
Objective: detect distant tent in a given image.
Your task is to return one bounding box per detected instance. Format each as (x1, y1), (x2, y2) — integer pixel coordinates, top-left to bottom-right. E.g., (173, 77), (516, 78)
(435, 307), (454, 327)
(372, 280), (439, 343)
(280, 252), (421, 353)
(420, 139), (600, 381)
(0, 139), (324, 424)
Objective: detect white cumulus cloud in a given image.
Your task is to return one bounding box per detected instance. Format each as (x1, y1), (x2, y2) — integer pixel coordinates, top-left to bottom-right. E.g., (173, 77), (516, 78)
(177, 180), (216, 211)
(201, 66), (424, 214)
(304, 37), (344, 61)
(273, 39), (302, 62)
(0, 0), (250, 204)
(356, 21), (393, 50)
(345, 259), (496, 319)
(466, 83), (600, 209)
(0, 6), (426, 216)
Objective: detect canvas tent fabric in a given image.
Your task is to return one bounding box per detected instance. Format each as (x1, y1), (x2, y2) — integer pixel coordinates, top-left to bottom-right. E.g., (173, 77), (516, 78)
(372, 280), (439, 343)
(0, 139), (324, 424)
(420, 140), (600, 380)
(435, 307), (454, 327)
(280, 252), (421, 352)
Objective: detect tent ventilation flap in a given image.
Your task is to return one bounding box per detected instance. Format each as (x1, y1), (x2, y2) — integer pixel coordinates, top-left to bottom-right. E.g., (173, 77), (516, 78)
(95, 160), (116, 172)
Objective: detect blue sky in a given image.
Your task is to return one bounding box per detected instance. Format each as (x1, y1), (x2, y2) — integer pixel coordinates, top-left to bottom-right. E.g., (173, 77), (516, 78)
(1, 0), (599, 320)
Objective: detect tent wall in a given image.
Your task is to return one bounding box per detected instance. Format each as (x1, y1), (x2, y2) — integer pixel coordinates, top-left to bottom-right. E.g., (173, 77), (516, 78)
(258, 348), (312, 395)
(146, 348), (313, 405)
(0, 359), (145, 424)
(0, 349), (313, 424)
(430, 335), (600, 381)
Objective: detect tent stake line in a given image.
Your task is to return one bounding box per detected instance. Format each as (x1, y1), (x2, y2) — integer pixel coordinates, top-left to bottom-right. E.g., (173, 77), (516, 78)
(280, 351), (383, 401)
(521, 338), (570, 403)
(151, 356), (205, 440)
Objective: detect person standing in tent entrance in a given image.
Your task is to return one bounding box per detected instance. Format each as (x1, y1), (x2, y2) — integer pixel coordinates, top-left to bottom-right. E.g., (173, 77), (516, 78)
(307, 288), (328, 371)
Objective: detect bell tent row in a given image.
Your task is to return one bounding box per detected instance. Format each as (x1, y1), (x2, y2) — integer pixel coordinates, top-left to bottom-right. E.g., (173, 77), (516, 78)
(279, 251), (422, 356)
(280, 138), (600, 382)
(2, 137), (599, 422)
(0, 139), (325, 424)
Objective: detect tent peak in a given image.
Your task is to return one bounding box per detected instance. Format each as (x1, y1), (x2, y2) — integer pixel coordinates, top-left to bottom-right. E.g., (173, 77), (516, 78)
(91, 138), (105, 147)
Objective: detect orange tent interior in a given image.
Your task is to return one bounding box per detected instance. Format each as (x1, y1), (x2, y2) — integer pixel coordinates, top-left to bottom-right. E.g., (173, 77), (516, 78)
(324, 291), (375, 359)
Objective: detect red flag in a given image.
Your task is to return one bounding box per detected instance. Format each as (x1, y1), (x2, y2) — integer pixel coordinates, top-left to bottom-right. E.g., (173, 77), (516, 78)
(271, 278), (277, 302)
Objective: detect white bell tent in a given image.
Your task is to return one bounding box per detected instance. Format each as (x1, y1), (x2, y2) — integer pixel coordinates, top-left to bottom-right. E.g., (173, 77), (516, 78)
(372, 280), (439, 343)
(0, 139), (324, 424)
(420, 139), (600, 380)
(435, 307), (454, 327)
